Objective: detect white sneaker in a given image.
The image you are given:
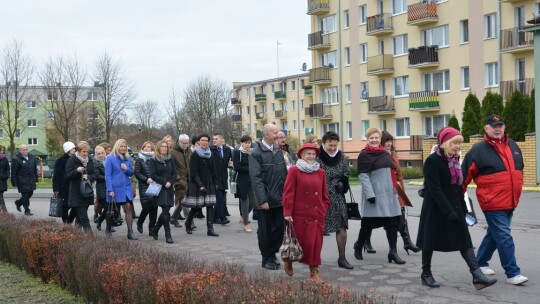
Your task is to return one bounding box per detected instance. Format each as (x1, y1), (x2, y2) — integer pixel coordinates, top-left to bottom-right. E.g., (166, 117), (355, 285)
(480, 267), (495, 275)
(507, 275), (528, 285)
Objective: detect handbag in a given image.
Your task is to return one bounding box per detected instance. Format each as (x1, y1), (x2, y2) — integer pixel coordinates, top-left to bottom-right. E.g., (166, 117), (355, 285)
(346, 192), (362, 220)
(48, 194), (63, 217)
(230, 152), (241, 195)
(464, 196), (478, 226)
(106, 196), (122, 227)
(80, 169), (94, 198)
(280, 220), (303, 262)
(146, 182), (162, 197)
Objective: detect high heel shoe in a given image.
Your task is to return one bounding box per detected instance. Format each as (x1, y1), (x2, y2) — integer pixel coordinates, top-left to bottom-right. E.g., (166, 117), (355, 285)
(337, 259), (354, 270)
(403, 239), (421, 255)
(388, 251), (406, 264)
(421, 273), (440, 288)
(353, 241), (363, 260)
(364, 241), (376, 254)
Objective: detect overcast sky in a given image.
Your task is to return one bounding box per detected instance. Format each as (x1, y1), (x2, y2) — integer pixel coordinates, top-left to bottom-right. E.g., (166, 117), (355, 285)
(1, 0), (311, 106)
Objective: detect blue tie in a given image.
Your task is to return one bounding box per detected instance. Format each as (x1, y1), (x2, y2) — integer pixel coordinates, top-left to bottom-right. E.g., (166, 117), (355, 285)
(218, 147), (223, 159)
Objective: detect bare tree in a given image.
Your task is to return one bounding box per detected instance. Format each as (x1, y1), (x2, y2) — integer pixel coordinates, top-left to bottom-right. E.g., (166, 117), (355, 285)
(166, 87), (185, 136)
(132, 100), (162, 141)
(0, 40), (35, 157)
(39, 55), (87, 142)
(93, 53), (135, 143)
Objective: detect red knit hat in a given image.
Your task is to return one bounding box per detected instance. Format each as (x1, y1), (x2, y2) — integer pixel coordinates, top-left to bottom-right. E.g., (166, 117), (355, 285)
(438, 127), (461, 145)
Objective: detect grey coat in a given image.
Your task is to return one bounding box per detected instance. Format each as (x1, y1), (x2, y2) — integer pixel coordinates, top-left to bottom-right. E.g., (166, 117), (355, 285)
(249, 141), (287, 209)
(359, 168), (401, 218)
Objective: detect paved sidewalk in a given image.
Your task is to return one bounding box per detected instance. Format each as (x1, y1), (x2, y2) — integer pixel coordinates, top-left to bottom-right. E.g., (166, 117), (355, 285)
(3, 184), (539, 304)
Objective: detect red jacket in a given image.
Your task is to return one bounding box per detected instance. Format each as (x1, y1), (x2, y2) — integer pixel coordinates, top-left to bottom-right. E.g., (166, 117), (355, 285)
(462, 134), (524, 211)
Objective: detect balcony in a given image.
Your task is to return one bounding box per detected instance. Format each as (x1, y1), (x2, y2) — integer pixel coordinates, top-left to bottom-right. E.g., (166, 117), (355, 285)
(306, 103), (332, 120)
(500, 27), (533, 53)
(304, 85), (313, 96)
(256, 130), (263, 138)
(407, 1), (438, 25)
(309, 67), (332, 85)
(366, 13), (393, 36)
(499, 78), (534, 101)
(232, 114), (242, 122)
(368, 96), (395, 114)
(275, 110), (287, 120)
(408, 46), (439, 68)
(307, 0), (329, 15)
(274, 91), (287, 100)
(367, 54), (394, 75)
(308, 31), (330, 50)
(255, 112), (267, 121)
(231, 97), (241, 106)
(409, 91), (440, 111)
(255, 94), (266, 101)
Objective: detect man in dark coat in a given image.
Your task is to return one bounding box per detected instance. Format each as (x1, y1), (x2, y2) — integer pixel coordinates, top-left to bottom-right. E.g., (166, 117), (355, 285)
(53, 142), (77, 223)
(11, 144), (38, 215)
(249, 124), (287, 270)
(170, 134), (193, 227)
(210, 133), (232, 225)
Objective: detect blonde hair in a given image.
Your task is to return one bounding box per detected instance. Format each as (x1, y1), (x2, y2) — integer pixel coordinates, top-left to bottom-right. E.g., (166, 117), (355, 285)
(76, 141), (90, 152)
(111, 139), (129, 158)
(154, 140), (170, 158)
(365, 127), (382, 139)
(305, 134), (317, 144)
(141, 141), (155, 152)
(440, 135), (464, 156)
(94, 145), (105, 154)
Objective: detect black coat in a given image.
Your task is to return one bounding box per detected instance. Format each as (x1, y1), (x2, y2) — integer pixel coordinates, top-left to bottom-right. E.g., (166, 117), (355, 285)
(148, 157), (176, 207)
(11, 152), (38, 193)
(188, 152), (217, 198)
(249, 141), (287, 208)
(53, 153), (71, 201)
(65, 155), (96, 208)
(93, 158), (106, 200)
(232, 149), (251, 200)
(210, 145), (232, 190)
(134, 157), (154, 206)
(0, 156), (10, 192)
(416, 152), (473, 252)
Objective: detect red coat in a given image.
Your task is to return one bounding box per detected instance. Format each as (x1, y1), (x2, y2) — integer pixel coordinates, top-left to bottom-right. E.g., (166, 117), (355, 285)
(282, 166), (330, 266)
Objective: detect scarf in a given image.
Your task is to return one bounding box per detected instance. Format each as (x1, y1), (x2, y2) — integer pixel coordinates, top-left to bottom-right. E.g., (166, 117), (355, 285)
(194, 146), (212, 158)
(0, 153), (5, 161)
(155, 155), (171, 164)
(138, 151), (154, 161)
(436, 148), (463, 185)
(94, 157), (104, 168)
(318, 145), (342, 167)
(239, 146), (252, 155)
(296, 159), (320, 173)
(75, 152), (88, 167)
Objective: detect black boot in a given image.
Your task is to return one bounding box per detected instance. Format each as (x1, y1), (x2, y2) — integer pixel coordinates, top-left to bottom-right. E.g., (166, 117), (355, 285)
(421, 250), (440, 287)
(185, 209), (196, 235)
(353, 241), (363, 260)
(152, 213), (164, 240)
(206, 207), (219, 237)
(164, 213), (173, 244)
(127, 229), (138, 240)
(364, 240), (376, 254)
(388, 249), (406, 264)
(105, 215), (112, 237)
(461, 248), (497, 290)
(400, 208), (421, 255)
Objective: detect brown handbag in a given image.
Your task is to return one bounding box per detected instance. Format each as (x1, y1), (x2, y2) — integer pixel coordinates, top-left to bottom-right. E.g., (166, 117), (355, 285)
(280, 220), (303, 262)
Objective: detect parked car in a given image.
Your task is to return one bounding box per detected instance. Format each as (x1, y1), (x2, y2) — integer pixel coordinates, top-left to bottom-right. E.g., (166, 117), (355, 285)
(37, 165), (53, 178)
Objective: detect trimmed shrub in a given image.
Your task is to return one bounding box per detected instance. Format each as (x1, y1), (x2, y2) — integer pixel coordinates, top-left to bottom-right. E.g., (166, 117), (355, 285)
(401, 167), (423, 179)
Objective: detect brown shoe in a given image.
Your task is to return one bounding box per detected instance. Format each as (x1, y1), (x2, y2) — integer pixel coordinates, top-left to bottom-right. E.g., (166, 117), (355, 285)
(309, 266), (322, 282)
(284, 261), (293, 276)
(170, 219), (182, 228)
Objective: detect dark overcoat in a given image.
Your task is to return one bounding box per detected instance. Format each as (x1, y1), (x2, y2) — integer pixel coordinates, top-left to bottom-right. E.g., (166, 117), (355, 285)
(0, 156), (10, 192)
(11, 152), (37, 193)
(148, 157), (176, 207)
(210, 145), (232, 191)
(53, 153), (70, 201)
(134, 157), (155, 207)
(65, 155), (96, 208)
(416, 152), (473, 252)
(93, 158), (106, 201)
(232, 149), (251, 200)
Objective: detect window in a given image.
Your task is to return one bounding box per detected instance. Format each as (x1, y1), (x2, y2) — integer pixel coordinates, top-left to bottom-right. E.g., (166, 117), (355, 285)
(421, 25), (449, 47)
(484, 13), (497, 39)
(361, 120), (370, 138)
(346, 121), (353, 139)
(360, 82), (369, 100)
(345, 84), (351, 103)
(359, 43), (368, 63)
(291, 80), (296, 91)
(282, 121), (288, 130)
(87, 92), (98, 101)
(47, 93), (58, 101)
(47, 110), (55, 119)
(460, 20), (469, 43)
(271, 84), (275, 93)
(320, 51), (337, 68)
(422, 70), (450, 92)
(26, 100), (36, 108)
(292, 120), (297, 129)
(300, 99), (304, 109)
(461, 67), (470, 89)
(15, 129), (21, 138)
(301, 120), (305, 129)
(485, 62), (499, 87)
(343, 10), (350, 28)
(246, 106), (250, 115)
(254, 123), (257, 133)
(88, 111), (99, 120)
(28, 138), (38, 146)
(254, 105), (257, 114)
(27, 119), (37, 127)
(320, 14), (336, 34)
(0, 130), (3, 139)
(262, 86), (266, 94)
(292, 100), (296, 111)
(262, 104), (267, 113)
(0, 111), (3, 120)
(393, 34), (408, 56)
(301, 79), (305, 88)
(246, 87), (250, 96)
(321, 87), (338, 105)
(272, 103), (276, 112)
(392, 0), (406, 15)
(394, 117), (410, 137)
(323, 123), (339, 134)
(380, 119), (387, 131)
(393, 76), (409, 97)
(344, 47), (350, 66)
(359, 5), (367, 24)
(15, 110), (19, 119)
(424, 115), (450, 136)
(281, 102), (287, 111)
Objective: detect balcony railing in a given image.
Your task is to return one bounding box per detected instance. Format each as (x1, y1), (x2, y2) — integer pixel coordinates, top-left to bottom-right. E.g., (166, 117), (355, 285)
(232, 114), (242, 122)
(368, 96), (395, 113)
(308, 31), (330, 50)
(309, 67), (332, 84)
(308, 103), (332, 119)
(231, 97), (241, 105)
(408, 46), (439, 68)
(274, 91), (287, 99)
(256, 130), (263, 139)
(409, 91), (440, 111)
(500, 27), (534, 53)
(275, 110), (286, 119)
(407, 1), (438, 25)
(366, 13), (393, 35)
(367, 54), (394, 75)
(307, 0), (329, 15)
(499, 78), (535, 101)
(304, 85), (313, 96)
(255, 94), (266, 101)
(255, 112), (266, 120)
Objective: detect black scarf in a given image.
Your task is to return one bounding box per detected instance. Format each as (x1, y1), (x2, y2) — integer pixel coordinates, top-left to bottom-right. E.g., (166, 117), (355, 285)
(357, 145), (394, 173)
(318, 145), (342, 167)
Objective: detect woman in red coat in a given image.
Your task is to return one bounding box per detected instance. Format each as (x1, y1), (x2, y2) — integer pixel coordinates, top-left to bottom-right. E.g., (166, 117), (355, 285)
(282, 143), (330, 281)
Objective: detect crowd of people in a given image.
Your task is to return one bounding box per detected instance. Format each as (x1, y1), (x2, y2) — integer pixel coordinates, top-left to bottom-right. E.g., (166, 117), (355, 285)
(0, 114), (528, 287)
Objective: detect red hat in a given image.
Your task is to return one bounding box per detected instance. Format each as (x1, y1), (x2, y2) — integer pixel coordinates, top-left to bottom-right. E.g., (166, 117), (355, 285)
(296, 143), (320, 159)
(438, 127), (461, 145)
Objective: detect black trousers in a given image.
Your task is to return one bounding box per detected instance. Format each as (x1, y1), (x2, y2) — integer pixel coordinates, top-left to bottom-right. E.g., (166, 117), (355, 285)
(75, 206), (91, 232)
(257, 206), (285, 263)
(19, 191), (33, 213)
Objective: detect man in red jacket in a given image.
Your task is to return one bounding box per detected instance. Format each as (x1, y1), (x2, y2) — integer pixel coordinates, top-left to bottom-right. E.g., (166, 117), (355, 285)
(462, 114), (528, 285)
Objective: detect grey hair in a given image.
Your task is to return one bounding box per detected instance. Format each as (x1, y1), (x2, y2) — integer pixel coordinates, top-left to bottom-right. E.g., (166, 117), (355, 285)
(179, 134), (189, 141)
(263, 123), (276, 136)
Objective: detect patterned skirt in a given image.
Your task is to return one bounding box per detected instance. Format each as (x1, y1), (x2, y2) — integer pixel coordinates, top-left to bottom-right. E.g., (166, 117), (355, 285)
(182, 180), (216, 208)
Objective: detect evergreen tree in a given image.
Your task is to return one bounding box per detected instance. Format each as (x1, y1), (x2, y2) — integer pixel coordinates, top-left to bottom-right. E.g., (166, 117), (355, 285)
(448, 113), (460, 131)
(480, 92), (494, 133)
(527, 88), (535, 133)
(492, 93), (504, 116)
(464, 93), (481, 120)
(461, 107), (480, 142)
(503, 91), (529, 141)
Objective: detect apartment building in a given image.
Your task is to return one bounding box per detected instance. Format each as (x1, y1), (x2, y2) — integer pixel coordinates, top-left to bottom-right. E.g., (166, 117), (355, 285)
(231, 73), (313, 143)
(308, 0), (537, 166)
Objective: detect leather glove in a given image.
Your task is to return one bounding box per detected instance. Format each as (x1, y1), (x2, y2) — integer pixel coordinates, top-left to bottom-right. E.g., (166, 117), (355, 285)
(367, 197), (376, 204)
(447, 212), (460, 224)
(199, 186), (207, 195)
(335, 181), (344, 193)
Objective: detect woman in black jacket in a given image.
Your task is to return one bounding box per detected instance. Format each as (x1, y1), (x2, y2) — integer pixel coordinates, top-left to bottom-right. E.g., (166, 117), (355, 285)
(95, 146), (113, 235)
(53, 142), (77, 223)
(65, 141), (96, 232)
(233, 135), (255, 232)
(148, 140), (177, 244)
(0, 145), (9, 212)
(135, 141), (157, 235)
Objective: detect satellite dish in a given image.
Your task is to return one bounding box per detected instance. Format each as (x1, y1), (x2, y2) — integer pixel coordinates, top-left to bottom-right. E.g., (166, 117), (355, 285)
(301, 62), (307, 71)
